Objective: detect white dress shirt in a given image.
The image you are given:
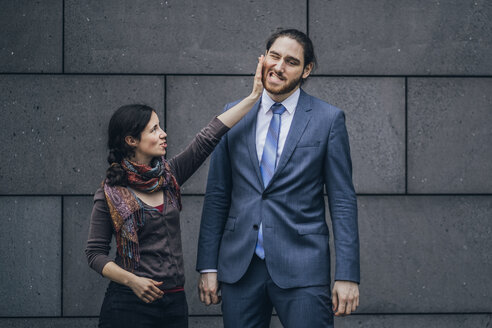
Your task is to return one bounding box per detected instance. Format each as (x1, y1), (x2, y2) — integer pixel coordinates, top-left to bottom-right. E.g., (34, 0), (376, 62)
(200, 88), (301, 273)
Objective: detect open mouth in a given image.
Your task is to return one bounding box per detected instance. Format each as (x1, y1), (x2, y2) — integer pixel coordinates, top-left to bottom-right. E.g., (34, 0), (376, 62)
(268, 71), (284, 83)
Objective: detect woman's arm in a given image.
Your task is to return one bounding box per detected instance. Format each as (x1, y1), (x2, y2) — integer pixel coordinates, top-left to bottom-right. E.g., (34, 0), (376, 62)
(101, 262), (164, 303)
(216, 55), (264, 127)
(86, 189), (164, 303)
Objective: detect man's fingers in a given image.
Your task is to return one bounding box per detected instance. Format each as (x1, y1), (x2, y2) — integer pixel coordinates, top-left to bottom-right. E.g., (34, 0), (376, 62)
(345, 301), (352, 315)
(332, 291), (338, 311)
(204, 291), (212, 306)
(335, 299), (346, 316)
(199, 288), (205, 303)
(211, 291), (219, 304)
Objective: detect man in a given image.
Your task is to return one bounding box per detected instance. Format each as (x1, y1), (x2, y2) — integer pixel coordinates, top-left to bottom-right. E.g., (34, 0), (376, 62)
(196, 29), (360, 327)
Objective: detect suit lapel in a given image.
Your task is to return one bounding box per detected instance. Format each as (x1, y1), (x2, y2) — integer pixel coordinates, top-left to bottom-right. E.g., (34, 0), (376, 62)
(266, 89), (312, 189)
(245, 100), (264, 188)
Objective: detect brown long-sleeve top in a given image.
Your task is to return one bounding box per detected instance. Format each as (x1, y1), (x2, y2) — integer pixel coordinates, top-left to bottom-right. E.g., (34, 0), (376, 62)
(85, 117), (229, 289)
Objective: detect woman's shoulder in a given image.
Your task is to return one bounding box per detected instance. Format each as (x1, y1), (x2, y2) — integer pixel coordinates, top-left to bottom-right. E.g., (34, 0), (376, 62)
(93, 186), (106, 202)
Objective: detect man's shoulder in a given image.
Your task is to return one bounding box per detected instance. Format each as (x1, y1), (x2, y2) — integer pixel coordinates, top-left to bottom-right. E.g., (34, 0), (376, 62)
(301, 90), (343, 117)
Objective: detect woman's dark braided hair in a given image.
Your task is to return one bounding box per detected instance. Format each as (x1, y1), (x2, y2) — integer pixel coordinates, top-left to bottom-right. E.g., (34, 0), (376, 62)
(105, 104), (154, 186)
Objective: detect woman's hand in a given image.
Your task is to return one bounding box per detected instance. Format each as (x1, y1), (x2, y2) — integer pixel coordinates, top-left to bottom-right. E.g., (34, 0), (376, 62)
(249, 55), (264, 100)
(128, 275), (164, 303)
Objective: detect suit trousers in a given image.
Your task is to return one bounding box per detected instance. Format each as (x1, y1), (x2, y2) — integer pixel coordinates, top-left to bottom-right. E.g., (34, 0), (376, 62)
(221, 255), (334, 328)
(99, 281), (188, 328)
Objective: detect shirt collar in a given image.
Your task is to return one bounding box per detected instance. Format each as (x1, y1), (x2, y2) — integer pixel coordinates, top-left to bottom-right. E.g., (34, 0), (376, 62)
(261, 88), (301, 115)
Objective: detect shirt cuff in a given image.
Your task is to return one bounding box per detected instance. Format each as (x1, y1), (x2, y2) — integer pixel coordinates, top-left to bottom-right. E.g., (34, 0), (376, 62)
(200, 269), (218, 273)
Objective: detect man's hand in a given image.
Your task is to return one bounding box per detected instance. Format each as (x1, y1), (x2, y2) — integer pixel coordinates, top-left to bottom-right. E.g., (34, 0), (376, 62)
(332, 280), (359, 316)
(198, 272), (221, 305)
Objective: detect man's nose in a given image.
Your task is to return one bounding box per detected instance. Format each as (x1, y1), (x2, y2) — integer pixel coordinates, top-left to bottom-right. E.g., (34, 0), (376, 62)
(274, 59), (285, 72)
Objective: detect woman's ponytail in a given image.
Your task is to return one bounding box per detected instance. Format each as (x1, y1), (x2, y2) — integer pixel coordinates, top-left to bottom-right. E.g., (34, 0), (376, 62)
(106, 149), (127, 186)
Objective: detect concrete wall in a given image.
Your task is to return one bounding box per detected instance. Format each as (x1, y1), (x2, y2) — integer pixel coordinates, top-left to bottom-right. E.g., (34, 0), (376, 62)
(1, 0), (491, 326)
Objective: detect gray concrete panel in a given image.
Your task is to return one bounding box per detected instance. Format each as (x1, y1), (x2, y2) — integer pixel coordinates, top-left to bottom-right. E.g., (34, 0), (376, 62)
(166, 76), (253, 194)
(0, 1), (62, 73)
(310, 0), (492, 75)
(0, 75), (164, 194)
(0, 197), (61, 316)
(63, 196), (116, 316)
(65, 0), (306, 74)
(408, 78), (492, 193)
(0, 318), (98, 328)
(188, 316), (222, 328)
(304, 77), (406, 194)
(357, 196), (492, 313)
(0, 315), (490, 327)
(333, 314), (492, 328)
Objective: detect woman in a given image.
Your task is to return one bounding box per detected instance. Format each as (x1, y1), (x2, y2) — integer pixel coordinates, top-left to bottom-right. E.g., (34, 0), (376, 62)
(86, 56), (264, 327)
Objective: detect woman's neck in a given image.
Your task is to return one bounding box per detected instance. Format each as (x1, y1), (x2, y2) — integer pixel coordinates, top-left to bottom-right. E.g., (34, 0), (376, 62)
(129, 155), (152, 166)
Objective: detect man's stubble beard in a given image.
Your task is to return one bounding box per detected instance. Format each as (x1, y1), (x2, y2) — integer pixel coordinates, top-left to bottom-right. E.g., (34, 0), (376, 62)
(262, 67), (303, 96)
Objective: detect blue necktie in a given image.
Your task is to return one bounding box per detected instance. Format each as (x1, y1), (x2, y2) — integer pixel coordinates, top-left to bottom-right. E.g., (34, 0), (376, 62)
(256, 103), (286, 259)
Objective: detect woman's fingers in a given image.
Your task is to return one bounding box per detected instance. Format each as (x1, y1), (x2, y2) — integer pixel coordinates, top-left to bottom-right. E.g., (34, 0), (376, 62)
(251, 55), (264, 97)
(130, 277), (164, 303)
(255, 55), (264, 78)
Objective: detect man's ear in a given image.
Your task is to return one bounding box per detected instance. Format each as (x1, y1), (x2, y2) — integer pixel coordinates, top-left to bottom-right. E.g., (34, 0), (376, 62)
(125, 135), (138, 147)
(302, 62), (314, 79)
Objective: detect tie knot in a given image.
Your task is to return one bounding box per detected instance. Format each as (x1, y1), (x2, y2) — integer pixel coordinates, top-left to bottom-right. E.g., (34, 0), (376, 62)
(271, 103), (286, 115)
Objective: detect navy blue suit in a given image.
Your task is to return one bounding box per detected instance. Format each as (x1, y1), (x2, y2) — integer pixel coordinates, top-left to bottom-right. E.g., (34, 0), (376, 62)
(197, 89), (359, 326)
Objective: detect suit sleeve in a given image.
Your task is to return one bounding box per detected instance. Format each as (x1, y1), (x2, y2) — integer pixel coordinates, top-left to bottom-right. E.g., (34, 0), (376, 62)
(196, 105), (233, 271)
(324, 110), (360, 283)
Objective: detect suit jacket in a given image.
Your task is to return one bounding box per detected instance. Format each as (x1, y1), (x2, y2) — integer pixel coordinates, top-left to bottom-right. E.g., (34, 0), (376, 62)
(196, 89), (360, 288)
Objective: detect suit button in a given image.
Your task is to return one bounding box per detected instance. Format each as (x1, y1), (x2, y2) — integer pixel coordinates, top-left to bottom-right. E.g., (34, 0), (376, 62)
(253, 224), (259, 231)
(262, 194), (267, 200)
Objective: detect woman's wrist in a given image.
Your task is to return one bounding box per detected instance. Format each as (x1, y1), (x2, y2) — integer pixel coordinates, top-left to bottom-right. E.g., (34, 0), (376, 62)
(247, 93), (261, 103)
(123, 272), (138, 288)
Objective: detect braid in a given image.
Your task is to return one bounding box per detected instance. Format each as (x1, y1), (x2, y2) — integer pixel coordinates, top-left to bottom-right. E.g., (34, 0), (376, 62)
(106, 149), (127, 186)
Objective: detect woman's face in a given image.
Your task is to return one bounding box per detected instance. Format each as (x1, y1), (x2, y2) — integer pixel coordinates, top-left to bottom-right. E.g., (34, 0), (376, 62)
(128, 111), (167, 164)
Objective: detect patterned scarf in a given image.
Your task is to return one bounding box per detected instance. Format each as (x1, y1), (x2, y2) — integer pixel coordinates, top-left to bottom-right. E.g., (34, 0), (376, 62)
(103, 156), (181, 270)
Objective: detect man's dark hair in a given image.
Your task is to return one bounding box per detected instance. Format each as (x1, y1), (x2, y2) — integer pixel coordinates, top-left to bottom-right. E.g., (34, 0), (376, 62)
(266, 28), (317, 70)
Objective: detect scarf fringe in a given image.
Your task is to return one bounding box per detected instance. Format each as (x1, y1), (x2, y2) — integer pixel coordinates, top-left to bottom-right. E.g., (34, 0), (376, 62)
(104, 156), (181, 271)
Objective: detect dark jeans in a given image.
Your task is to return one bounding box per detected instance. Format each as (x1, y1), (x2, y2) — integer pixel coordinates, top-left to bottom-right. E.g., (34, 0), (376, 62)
(99, 281), (188, 328)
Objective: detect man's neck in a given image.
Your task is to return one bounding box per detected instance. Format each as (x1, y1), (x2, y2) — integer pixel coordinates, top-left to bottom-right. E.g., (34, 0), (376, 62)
(266, 85), (301, 103)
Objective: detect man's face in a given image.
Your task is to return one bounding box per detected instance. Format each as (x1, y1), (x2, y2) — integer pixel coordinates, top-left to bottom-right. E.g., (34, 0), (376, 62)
(262, 36), (312, 97)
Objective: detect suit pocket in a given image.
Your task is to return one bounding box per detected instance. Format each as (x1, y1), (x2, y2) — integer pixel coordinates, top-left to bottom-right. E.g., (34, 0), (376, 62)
(297, 224), (329, 235)
(224, 217), (236, 231)
(297, 140), (320, 148)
